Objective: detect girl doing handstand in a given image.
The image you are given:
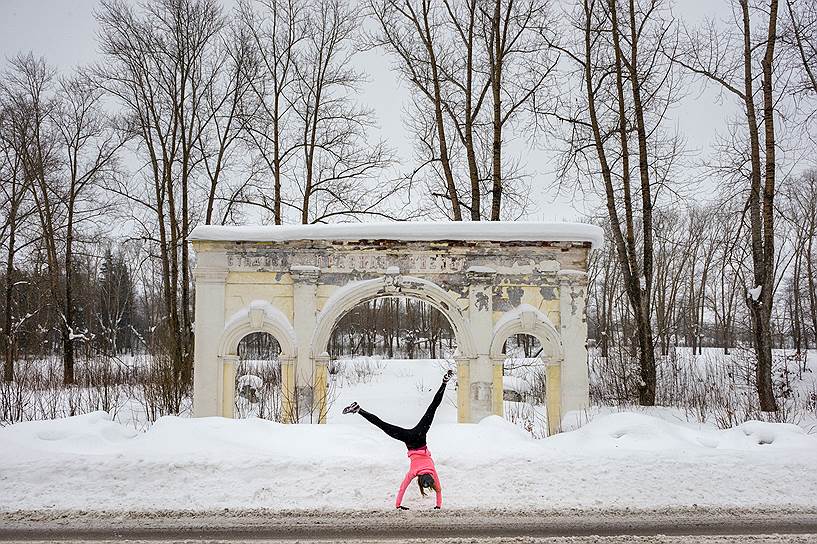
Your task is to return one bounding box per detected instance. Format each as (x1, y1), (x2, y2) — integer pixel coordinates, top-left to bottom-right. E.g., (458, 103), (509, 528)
(342, 370), (453, 510)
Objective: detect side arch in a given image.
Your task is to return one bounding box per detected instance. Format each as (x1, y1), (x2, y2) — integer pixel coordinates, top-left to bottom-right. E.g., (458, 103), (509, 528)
(490, 304), (564, 436)
(311, 274), (476, 359)
(490, 304), (563, 359)
(219, 300), (297, 359)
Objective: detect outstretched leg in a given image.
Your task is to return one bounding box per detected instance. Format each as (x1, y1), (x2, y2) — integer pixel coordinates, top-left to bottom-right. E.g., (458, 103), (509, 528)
(415, 370), (453, 434)
(356, 407), (412, 444)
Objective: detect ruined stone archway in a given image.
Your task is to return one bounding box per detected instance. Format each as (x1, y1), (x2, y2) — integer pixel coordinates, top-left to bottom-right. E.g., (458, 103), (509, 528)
(190, 222), (601, 428)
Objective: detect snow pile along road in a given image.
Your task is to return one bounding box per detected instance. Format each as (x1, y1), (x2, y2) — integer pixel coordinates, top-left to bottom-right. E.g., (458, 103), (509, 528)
(1, 409), (815, 512)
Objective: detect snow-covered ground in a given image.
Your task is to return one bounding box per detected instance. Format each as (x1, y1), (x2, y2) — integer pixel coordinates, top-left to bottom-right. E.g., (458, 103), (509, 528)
(1, 359), (816, 513)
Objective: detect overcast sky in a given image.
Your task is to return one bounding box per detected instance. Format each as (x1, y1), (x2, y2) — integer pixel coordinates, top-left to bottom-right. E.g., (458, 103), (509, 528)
(0, 0), (739, 222)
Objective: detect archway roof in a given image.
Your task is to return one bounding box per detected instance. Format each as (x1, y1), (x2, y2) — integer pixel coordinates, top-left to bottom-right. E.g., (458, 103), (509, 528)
(190, 221), (604, 248)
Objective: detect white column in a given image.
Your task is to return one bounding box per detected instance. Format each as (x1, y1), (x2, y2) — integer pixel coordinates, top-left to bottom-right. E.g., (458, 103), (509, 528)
(466, 267), (496, 422)
(455, 356), (472, 423)
(192, 263), (228, 417)
(557, 270), (590, 416)
(546, 360), (562, 435)
(291, 265), (320, 423)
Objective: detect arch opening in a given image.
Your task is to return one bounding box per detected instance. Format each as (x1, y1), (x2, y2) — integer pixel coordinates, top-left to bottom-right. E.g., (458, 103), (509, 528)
(329, 296), (456, 360)
(500, 333), (550, 438)
(489, 305), (565, 436)
(219, 300), (297, 359)
(322, 294), (459, 428)
(216, 300), (297, 420)
(233, 331), (283, 421)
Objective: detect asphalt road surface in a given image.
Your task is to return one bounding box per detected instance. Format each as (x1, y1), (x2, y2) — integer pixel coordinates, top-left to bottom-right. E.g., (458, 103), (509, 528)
(1, 508), (816, 543)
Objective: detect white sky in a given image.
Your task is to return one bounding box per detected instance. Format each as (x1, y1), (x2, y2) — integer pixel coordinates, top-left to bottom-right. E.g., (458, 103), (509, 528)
(0, 0), (739, 221)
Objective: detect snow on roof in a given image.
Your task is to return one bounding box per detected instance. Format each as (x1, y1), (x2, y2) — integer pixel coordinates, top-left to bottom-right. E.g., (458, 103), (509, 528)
(189, 222), (604, 248)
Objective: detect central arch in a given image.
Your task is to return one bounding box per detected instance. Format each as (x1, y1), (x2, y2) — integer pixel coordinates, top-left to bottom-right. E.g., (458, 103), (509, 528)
(311, 274), (477, 359)
(310, 274), (477, 424)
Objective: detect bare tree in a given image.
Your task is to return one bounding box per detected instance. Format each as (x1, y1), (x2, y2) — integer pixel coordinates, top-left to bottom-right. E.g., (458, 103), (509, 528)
(197, 18), (257, 226)
(97, 0), (228, 385)
(370, 0), (551, 221)
(677, 0), (782, 411)
(293, 0), (397, 224)
(481, 0), (555, 220)
(651, 209), (690, 356)
(785, 0), (817, 101)
(52, 74), (124, 384)
(781, 170), (817, 352)
(552, 0), (681, 405)
(0, 84), (39, 382)
(705, 204), (745, 355)
(441, 0), (489, 219)
(2, 55), (66, 380)
(236, 0), (305, 225)
(0, 55), (122, 385)
(369, 0), (464, 220)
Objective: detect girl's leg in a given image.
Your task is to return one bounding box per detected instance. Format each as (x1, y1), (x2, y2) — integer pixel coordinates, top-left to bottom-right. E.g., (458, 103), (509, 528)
(415, 378), (448, 434)
(358, 408), (411, 444)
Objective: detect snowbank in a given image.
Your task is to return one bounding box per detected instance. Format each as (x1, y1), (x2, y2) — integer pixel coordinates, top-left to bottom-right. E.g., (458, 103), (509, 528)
(1, 408), (815, 512)
(503, 375), (532, 395)
(189, 221), (605, 248)
(548, 412), (816, 451)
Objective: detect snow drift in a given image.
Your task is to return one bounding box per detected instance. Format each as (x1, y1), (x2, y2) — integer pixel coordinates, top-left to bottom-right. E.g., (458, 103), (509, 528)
(1, 409), (814, 512)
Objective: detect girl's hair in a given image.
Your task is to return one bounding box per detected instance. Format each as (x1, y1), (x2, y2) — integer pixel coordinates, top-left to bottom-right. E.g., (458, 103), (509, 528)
(417, 473), (438, 497)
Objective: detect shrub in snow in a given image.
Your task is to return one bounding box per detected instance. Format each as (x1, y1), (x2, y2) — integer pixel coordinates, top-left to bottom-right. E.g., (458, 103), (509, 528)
(331, 357), (385, 386)
(237, 374), (263, 403)
(587, 346), (817, 430)
(233, 360), (283, 421)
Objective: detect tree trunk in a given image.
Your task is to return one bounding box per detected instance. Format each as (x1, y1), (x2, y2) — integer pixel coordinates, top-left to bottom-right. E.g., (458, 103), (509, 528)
(489, 0), (503, 221)
(421, 6), (462, 221)
(63, 199), (76, 386)
(757, 0), (780, 411)
(3, 205), (17, 382)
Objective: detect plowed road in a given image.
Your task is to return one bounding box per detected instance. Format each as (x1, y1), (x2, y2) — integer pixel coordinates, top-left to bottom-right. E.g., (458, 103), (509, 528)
(2, 509), (816, 542)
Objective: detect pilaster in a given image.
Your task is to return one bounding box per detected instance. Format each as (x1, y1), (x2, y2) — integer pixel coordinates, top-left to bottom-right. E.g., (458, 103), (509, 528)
(558, 269), (589, 417)
(291, 265), (320, 422)
(466, 266), (497, 422)
(314, 353), (330, 423)
(546, 361), (562, 435)
(192, 265), (228, 417)
(221, 354), (238, 418)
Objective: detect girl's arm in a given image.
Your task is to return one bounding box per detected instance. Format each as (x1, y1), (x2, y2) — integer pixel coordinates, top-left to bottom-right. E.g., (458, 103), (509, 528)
(434, 470), (443, 508)
(394, 471), (414, 509)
